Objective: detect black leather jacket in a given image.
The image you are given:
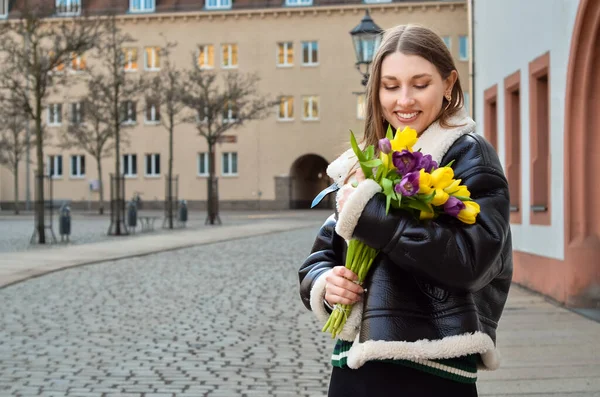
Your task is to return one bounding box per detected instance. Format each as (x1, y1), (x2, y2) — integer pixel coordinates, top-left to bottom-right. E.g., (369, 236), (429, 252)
(299, 133), (513, 364)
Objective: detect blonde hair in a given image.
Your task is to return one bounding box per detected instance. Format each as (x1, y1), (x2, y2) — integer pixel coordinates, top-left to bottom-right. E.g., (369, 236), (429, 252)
(362, 24), (465, 148)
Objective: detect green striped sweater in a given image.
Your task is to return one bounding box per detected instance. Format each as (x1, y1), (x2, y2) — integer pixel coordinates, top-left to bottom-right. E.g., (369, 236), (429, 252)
(332, 339), (478, 384)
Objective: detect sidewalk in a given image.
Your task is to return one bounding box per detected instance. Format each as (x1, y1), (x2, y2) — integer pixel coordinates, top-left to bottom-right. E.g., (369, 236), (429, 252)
(1, 216), (598, 395)
(0, 215), (323, 288)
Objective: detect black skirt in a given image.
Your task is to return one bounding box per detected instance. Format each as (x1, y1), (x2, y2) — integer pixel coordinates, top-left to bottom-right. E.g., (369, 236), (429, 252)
(328, 361), (478, 397)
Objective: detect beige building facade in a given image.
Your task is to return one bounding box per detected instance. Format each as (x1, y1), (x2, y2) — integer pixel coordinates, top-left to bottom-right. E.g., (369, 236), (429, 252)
(0, 0), (469, 211)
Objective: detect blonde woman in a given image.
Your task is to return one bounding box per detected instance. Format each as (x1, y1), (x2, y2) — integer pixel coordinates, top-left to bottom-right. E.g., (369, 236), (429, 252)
(299, 24), (512, 397)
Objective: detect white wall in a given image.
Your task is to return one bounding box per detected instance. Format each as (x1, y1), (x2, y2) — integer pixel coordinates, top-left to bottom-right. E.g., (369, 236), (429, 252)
(473, 0), (580, 260)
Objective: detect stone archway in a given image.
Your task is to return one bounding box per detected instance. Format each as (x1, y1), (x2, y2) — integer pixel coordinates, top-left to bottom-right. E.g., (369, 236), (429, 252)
(563, 0), (600, 306)
(289, 154), (332, 210)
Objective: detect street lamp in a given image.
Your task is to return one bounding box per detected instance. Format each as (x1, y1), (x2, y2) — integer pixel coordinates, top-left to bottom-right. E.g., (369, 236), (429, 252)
(350, 9), (383, 86)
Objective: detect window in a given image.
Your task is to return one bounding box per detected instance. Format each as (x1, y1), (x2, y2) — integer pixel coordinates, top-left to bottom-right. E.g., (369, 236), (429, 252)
(49, 51), (66, 74)
(47, 104), (62, 126)
(504, 70), (521, 224)
(442, 36), (451, 51)
(459, 35), (468, 61)
(303, 96), (319, 120)
(198, 152), (209, 176)
(70, 102), (85, 124)
(0, 0), (8, 18)
(121, 101), (137, 124)
(70, 155), (85, 178)
(48, 155), (63, 178)
(145, 153), (161, 177)
(278, 96), (294, 120)
(223, 102), (237, 123)
(56, 0), (80, 16)
(484, 85), (498, 151)
(145, 99), (160, 124)
(129, 0), (155, 13)
(302, 41), (318, 66)
(206, 0), (231, 10)
(197, 45), (215, 69)
(196, 107), (208, 124)
(70, 53), (86, 72)
(123, 48), (138, 71)
(357, 94), (366, 120)
(222, 152), (238, 176)
(529, 52), (551, 225)
(222, 44), (238, 68)
(144, 47), (161, 71)
(122, 154), (137, 177)
(286, 0), (312, 6)
(277, 42), (293, 67)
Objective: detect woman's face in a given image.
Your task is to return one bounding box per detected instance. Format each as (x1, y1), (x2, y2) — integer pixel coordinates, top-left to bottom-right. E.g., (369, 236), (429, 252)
(379, 52), (457, 135)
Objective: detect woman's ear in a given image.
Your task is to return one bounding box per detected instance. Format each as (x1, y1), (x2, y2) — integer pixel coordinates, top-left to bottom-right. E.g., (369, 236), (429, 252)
(444, 70), (458, 94)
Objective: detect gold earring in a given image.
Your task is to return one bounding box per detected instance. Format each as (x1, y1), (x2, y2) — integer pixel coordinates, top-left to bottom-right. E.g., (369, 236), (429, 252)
(445, 92), (452, 102)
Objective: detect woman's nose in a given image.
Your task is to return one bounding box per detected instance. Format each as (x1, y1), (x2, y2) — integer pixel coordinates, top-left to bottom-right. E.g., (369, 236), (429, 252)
(396, 90), (416, 107)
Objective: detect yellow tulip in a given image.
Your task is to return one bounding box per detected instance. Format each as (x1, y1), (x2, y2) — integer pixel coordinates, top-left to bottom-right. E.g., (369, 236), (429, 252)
(419, 203), (435, 220)
(443, 179), (462, 195)
(430, 166), (455, 189)
(431, 188), (450, 206)
(390, 126), (418, 152)
(457, 201), (480, 224)
(418, 169), (433, 194)
(452, 185), (471, 198)
(380, 151), (393, 171)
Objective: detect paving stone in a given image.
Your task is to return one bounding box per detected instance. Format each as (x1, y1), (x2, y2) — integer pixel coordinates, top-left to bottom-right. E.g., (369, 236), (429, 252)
(0, 228), (333, 396)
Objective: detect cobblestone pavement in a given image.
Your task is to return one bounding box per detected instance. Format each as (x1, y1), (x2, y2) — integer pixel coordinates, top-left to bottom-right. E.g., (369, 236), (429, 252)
(0, 226), (333, 397)
(0, 211), (325, 254)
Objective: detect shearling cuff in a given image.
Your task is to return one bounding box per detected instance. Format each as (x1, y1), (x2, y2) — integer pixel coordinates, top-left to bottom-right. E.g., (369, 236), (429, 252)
(335, 179), (382, 240)
(310, 269), (334, 325)
(309, 269), (364, 341)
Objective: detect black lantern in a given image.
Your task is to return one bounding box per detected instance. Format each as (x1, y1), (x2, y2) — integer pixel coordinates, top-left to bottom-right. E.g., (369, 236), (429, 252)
(350, 9), (383, 86)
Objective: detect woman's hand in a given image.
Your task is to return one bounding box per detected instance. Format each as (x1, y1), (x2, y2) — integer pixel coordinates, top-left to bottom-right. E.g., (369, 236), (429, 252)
(337, 168), (366, 213)
(325, 266), (364, 306)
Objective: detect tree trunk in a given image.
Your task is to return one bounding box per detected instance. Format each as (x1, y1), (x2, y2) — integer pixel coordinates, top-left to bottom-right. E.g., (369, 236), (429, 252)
(114, 97), (122, 235)
(13, 162), (19, 215)
(97, 159), (104, 215)
(168, 124), (174, 229)
(207, 140), (219, 225)
(35, 106), (45, 244)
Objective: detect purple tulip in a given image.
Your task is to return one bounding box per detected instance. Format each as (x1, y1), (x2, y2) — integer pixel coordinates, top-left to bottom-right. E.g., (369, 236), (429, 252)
(444, 196), (466, 217)
(379, 138), (392, 154)
(394, 171), (420, 197)
(418, 154), (438, 173)
(392, 150), (422, 175)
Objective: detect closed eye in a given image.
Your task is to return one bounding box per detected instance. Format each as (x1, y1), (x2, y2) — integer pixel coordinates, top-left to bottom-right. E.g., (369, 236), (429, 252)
(415, 84), (429, 90)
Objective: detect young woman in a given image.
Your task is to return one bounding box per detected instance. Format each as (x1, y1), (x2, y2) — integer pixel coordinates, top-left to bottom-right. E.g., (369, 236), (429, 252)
(299, 24), (512, 397)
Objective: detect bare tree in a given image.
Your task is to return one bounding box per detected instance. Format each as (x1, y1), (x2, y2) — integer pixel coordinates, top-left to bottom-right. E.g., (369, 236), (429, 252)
(0, 1), (100, 243)
(181, 61), (274, 225)
(0, 92), (29, 214)
(59, 76), (115, 215)
(146, 40), (187, 229)
(90, 15), (145, 235)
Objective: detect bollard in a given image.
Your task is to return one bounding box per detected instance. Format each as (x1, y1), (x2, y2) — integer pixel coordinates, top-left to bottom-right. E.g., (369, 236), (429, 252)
(59, 205), (71, 242)
(178, 200), (188, 227)
(127, 201), (138, 233)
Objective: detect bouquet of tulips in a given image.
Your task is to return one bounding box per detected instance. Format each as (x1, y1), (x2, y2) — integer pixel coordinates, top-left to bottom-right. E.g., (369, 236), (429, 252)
(322, 125), (481, 338)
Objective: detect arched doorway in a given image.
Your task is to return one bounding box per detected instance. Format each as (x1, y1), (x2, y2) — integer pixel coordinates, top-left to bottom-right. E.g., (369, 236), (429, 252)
(563, 0), (600, 306)
(289, 154), (333, 210)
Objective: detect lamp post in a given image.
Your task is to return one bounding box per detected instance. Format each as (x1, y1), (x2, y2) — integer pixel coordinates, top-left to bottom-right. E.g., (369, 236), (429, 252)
(350, 9), (383, 87)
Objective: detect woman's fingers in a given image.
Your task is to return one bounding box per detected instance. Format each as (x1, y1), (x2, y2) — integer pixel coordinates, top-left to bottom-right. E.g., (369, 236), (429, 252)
(325, 284), (361, 305)
(325, 267), (364, 305)
(332, 265), (359, 282)
(354, 168), (366, 182)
